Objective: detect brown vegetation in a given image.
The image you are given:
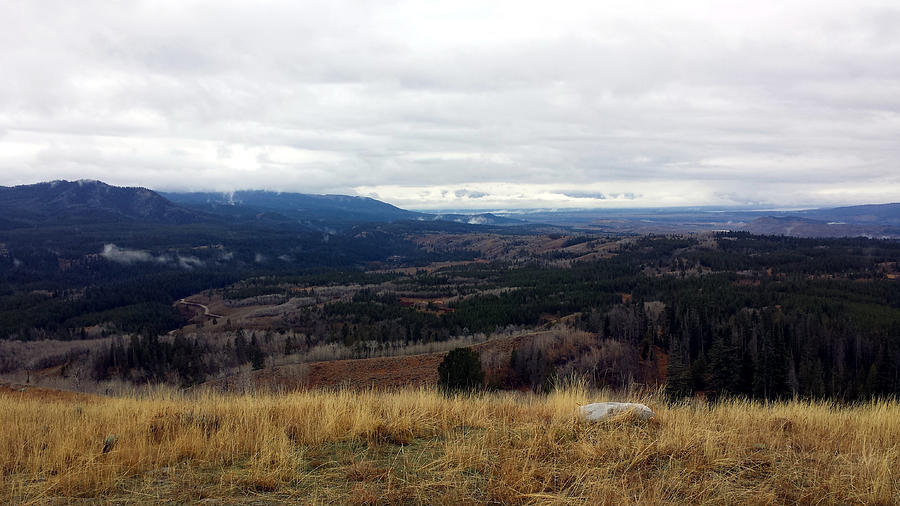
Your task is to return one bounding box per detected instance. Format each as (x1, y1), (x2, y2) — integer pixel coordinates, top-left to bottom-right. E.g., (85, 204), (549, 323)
(208, 330), (547, 392)
(411, 233), (622, 264)
(207, 328), (639, 394)
(1, 384), (898, 504)
(0, 382), (98, 403)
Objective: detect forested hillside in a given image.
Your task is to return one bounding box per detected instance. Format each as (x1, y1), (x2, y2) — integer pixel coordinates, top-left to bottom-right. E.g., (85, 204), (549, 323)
(51, 232), (899, 400)
(1, 182), (898, 402)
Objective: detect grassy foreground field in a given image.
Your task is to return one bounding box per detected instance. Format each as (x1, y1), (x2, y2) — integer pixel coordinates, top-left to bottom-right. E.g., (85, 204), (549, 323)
(2, 384), (898, 505)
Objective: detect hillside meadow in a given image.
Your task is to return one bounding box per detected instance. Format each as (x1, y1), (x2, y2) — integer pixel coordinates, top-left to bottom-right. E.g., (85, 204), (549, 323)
(1, 383), (898, 505)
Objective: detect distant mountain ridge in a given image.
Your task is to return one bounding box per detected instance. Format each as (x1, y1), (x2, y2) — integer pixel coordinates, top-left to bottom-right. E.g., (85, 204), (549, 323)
(0, 181), (525, 230)
(427, 212), (523, 226)
(161, 190), (421, 224)
(794, 203), (900, 226)
(5, 180), (892, 236)
(748, 203), (900, 238)
(162, 190), (524, 226)
(0, 180), (203, 227)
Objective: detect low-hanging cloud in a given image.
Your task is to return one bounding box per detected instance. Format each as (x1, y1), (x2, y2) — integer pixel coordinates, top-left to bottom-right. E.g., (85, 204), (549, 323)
(101, 244), (164, 265)
(101, 244), (205, 269)
(177, 255), (204, 269)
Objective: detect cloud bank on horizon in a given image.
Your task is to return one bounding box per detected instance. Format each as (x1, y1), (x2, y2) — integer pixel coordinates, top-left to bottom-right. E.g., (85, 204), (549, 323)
(1, 0), (899, 209)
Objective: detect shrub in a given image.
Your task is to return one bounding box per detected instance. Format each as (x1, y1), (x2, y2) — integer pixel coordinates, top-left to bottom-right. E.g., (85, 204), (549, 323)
(437, 347), (484, 392)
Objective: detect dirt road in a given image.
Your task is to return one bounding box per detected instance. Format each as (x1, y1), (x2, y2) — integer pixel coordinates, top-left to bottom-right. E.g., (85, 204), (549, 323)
(176, 298), (224, 319)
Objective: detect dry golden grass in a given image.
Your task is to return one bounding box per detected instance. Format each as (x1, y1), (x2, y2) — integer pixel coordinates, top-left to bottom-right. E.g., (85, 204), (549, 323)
(1, 383), (898, 505)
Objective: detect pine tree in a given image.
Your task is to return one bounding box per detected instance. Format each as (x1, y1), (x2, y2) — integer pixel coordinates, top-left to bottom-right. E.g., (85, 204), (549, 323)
(665, 338), (693, 398)
(437, 347), (484, 392)
(234, 333), (248, 363)
(250, 335), (265, 370)
(284, 335), (296, 355)
(708, 336), (740, 399)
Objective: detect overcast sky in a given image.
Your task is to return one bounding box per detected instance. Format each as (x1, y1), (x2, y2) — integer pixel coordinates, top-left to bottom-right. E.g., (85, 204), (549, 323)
(1, 1), (899, 209)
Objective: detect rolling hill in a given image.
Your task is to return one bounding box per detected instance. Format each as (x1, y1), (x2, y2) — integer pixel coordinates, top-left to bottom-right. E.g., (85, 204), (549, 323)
(0, 180), (203, 227)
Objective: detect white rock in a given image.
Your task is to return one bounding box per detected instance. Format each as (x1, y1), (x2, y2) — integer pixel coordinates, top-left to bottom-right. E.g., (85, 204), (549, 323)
(578, 402), (655, 421)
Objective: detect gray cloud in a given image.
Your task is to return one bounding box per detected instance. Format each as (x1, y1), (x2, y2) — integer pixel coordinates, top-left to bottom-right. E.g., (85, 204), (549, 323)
(101, 244), (205, 269)
(177, 255), (204, 269)
(563, 192), (606, 200)
(101, 244), (163, 265)
(454, 189), (488, 199)
(1, 1), (899, 208)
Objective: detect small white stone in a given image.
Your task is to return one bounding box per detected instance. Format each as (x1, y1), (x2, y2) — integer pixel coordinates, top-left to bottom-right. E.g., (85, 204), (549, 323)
(578, 402), (655, 421)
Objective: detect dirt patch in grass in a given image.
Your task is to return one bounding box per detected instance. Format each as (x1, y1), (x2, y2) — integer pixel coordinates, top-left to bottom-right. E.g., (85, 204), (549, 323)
(208, 330), (559, 392)
(0, 382), (99, 403)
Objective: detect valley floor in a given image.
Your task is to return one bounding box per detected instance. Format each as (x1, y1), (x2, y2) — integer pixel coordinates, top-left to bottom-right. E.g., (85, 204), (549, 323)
(1, 384), (898, 505)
